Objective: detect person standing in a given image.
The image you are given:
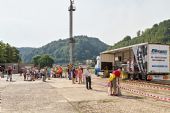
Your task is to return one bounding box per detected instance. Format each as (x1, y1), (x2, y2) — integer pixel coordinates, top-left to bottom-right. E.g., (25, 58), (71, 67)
(84, 67), (92, 90)
(112, 71), (116, 95)
(26, 69), (30, 81)
(23, 68), (27, 81)
(75, 67), (78, 82)
(42, 67), (47, 82)
(108, 73), (115, 96)
(63, 66), (68, 78)
(58, 66), (63, 78)
(78, 66), (83, 84)
(6, 66), (12, 82)
(67, 64), (71, 80)
(71, 67), (76, 84)
(113, 68), (121, 96)
(0, 66), (3, 79)
(47, 67), (51, 80)
(30, 67), (35, 81)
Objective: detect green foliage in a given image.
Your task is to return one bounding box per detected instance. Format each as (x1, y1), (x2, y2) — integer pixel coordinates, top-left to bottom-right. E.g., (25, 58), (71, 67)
(32, 55), (41, 66)
(112, 35), (131, 49)
(39, 55), (54, 68)
(122, 36), (131, 41)
(0, 41), (21, 63)
(18, 36), (110, 64)
(32, 54), (54, 68)
(0, 41), (6, 63)
(111, 19), (170, 49)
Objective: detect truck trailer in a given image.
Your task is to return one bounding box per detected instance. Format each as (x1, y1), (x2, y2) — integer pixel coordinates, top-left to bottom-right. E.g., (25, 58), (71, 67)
(100, 43), (170, 80)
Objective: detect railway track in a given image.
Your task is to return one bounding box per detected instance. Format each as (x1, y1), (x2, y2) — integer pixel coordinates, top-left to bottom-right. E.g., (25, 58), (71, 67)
(124, 80), (170, 87)
(120, 80), (170, 102)
(93, 77), (170, 102)
(119, 85), (170, 102)
(122, 80), (170, 91)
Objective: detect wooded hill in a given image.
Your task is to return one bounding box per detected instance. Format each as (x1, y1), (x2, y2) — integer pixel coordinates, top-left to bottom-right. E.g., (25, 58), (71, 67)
(0, 41), (21, 63)
(111, 19), (170, 49)
(18, 36), (109, 64)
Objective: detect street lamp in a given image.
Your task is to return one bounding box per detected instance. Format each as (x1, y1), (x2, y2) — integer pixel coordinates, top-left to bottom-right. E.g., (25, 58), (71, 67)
(68, 0), (76, 65)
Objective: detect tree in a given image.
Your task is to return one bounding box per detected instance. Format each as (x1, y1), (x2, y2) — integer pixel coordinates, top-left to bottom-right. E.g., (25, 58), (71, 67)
(153, 24), (158, 28)
(32, 54), (54, 68)
(5, 43), (13, 62)
(39, 55), (54, 68)
(123, 36), (131, 41)
(32, 55), (41, 67)
(0, 41), (21, 63)
(0, 41), (6, 63)
(11, 47), (21, 62)
(111, 19), (170, 49)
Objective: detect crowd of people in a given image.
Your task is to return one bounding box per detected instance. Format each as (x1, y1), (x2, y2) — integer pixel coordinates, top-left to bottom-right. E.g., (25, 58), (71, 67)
(19, 66), (69, 82)
(66, 64), (92, 89)
(1, 64), (122, 95)
(0, 64), (93, 90)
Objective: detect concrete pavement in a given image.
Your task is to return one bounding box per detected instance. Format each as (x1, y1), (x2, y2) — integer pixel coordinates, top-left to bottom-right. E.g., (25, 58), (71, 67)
(0, 74), (170, 113)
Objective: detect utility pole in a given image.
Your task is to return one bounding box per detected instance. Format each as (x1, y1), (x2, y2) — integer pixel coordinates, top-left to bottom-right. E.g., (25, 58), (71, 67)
(68, 0), (76, 64)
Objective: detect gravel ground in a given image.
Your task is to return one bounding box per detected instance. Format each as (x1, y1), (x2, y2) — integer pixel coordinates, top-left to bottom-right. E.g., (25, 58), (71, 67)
(0, 75), (78, 113)
(0, 75), (170, 113)
(77, 76), (170, 113)
(71, 93), (170, 113)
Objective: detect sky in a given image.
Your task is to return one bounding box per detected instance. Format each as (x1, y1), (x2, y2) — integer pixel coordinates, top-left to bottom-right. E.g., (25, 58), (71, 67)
(0, 0), (170, 47)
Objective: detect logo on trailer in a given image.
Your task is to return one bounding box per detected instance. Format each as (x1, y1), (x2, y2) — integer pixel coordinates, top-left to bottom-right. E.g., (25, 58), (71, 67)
(151, 49), (167, 55)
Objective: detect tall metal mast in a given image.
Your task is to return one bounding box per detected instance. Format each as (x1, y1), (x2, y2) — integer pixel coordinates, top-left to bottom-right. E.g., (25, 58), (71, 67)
(68, 0), (76, 64)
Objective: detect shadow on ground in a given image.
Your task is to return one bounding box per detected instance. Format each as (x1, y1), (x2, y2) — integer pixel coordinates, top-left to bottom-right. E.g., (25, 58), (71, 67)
(91, 89), (106, 93)
(120, 95), (144, 99)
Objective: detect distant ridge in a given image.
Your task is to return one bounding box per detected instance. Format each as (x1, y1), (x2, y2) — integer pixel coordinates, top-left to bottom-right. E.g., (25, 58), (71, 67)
(18, 35), (110, 64)
(111, 19), (170, 49)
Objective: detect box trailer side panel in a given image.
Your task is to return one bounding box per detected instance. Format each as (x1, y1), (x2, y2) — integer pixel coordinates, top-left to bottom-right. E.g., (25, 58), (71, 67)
(148, 44), (169, 73)
(132, 44), (148, 75)
(100, 54), (114, 62)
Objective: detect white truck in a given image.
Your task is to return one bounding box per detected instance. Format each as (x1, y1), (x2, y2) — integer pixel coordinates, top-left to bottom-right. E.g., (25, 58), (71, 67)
(100, 43), (170, 80)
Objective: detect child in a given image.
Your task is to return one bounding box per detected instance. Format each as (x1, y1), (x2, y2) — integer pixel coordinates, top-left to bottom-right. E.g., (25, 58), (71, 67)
(107, 73), (115, 96)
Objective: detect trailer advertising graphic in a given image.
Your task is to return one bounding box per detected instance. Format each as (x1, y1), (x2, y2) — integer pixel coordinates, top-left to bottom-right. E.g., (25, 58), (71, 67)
(148, 44), (169, 73)
(132, 45), (148, 74)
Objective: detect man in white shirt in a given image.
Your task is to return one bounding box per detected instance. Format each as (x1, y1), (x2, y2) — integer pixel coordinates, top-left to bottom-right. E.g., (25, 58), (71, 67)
(84, 67), (92, 90)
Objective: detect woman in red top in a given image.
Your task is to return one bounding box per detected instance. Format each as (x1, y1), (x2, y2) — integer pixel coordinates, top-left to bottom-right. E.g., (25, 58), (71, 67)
(78, 66), (83, 84)
(58, 66), (63, 78)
